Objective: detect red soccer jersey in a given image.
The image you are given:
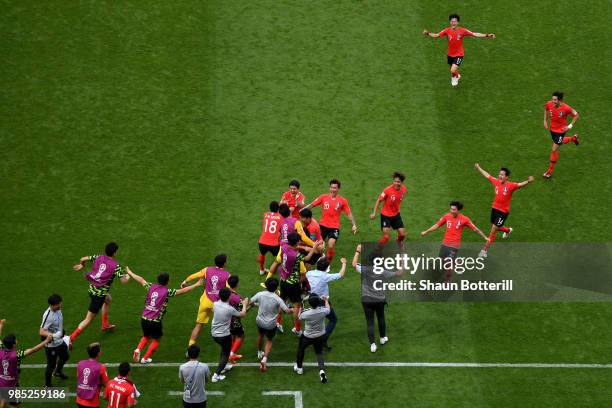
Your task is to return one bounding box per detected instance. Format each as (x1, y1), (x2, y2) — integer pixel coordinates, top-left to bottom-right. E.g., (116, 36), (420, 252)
(105, 377), (136, 408)
(304, 217), (322, 242)
(281, 191), (306, 218)
(545, 101), (577, 133)
(488, 176), (520, 213)
(436, 213), (477, 248)
(380, 184), (407, 217)
(437, 27), (474, 57)
(311, 194), (351, 229)
(259, 212), (282, 246)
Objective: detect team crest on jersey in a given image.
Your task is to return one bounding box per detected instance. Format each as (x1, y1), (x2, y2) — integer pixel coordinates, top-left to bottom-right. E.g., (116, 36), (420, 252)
(457, 34), (462, 40)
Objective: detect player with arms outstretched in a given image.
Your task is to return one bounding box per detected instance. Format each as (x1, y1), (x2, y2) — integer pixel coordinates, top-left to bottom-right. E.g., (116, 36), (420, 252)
(543, 91), (580, 178)
(370, 172), (408, 248)
(423, 13), (495, 86)
(474, 164), (534, 258)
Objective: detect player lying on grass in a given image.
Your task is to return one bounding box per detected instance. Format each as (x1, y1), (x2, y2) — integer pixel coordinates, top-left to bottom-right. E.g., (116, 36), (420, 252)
(70, 242), (130, 346)
(302, 178), (357, 262)
(126, 268), (202, 364)
(543, 91), (580, 178)
(474, 164), (534, 258)
(181, 254), (231, 347)
(370, 172), (408, 248)
(293, 294), (330, 384)
(423, 13), (495, 86)
(246, 278), (294, 373)
(210, 288), (248, 382)
(421, 201), (489, 282)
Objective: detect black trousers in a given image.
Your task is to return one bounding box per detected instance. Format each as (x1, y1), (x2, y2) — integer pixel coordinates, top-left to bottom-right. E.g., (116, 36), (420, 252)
(296, 334), (325, 369)
(183, 400), (207, 408)
(45, 342), (69, 386)
(212, 335), (232, 375)
(362, 302), (386, 344)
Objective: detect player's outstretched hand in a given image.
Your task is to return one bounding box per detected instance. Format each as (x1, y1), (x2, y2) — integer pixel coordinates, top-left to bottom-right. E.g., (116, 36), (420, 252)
(352, 225), (358, 234)
(528, 176), (535, 183)
(196, 278), (204, 286)
(181, 280), (188, 288)
(474, 163), (480, 169)
(488, 33), (496, 38)
(340, 257), (347, 264)
(73, 264), (83, 271)
(420, 231), (427, 237)
(369, 213), (375, 220)
(45, 334), (53, 344)
(422, 29), (429, 35)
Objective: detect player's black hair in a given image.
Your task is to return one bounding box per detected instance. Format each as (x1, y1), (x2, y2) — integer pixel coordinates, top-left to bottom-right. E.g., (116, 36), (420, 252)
(329, 179), (341, 188)
(228, 274), (239, 289)
(265, 277), (279, 292)
(187, 344), (200, 359)
(157, 272), (170, 286)
(87, 342), (101, 358)
(105, 242), (119, 257)
(214, 254), (227, 268)
(299, 208), (312, 218)
(308, 294), (322, 308)
(279, 203), (291, 218)
(3, 334), (16, 349)
(269, 201), (280, 212)
(317, 257), (330, 271)
(552, 91), (564, 100)
(289, 179), (301, 189)
(450, 201), (464, 210)
(48, 293), (62, 305)
(118, 362), (131, 377)
(219, 287), (231, 302)
(287, 232), (300, 246)
(449, 13), (460, 21)
(500, 167), (511, 177)
(393, 172), (406, 182)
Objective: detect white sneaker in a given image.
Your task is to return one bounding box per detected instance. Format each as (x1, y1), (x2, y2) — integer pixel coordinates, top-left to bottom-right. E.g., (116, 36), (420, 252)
(319, 370), (327, 383)
(293, 364), (303, 375)
(259, 270), (265, 276)
(221, 363), (233, 373)
(478, 250), (488, 258)
(276, 324), (284, 334)
(140, 358), (152, 364)
(211, 373), (225, 382)
(380, 337), (389, 345)
(451, 76), (459, 86)
(502, 227), (513, 239)
(257, 350), (265, 360)
(291, 327), (302, 336)
(370, 343), (377, 353)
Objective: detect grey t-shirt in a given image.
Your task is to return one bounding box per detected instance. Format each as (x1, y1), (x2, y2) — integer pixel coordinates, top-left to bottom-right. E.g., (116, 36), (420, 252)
(250, 290), (289, 330)
(40, 307), (63, 348)
(211, 301), (240, 337)
(299, 306), (330, 338)
(179, 360), (210, 403)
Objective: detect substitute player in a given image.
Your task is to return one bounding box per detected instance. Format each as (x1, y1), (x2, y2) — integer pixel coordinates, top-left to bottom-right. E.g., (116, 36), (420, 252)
(280, 179), (306, 218)
(543, 91), (580, 178)
(75, 342), (109, 408)
(104, 362), (139, 408)
(127, 268), (202, 364)
(423, 13), (495, 86)
(421, 201), (489, 281)
(181, 254), (231, 347)
(258, 201), (282, 275)
(369, 172), (408, 248)
(474, 164), (534, 258)
(70, 242), (130, 345)
(302, 179), (357, 262)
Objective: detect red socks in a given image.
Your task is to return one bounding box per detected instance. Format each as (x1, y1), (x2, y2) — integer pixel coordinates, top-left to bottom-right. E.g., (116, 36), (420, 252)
(143, 339), (160, 359)
(294, 319), (302, 332)
(498, 226), (510, 233)
(69, 327), (82, 342)
(562, 136), (576, 144)
(327, 247), (335, 261)
(258, 254), (265, 271)
(231, 338), (243, 353)
(101, 311), (109, 328)
(379, 233), (390, 244)
(548, 151), (559, 173)
(484, 231), (497, 250)
(451, 71), (459, 78)
(137, 337), (149, 351)
(397, 234), (405, 243)
(276, 313), (282, 325)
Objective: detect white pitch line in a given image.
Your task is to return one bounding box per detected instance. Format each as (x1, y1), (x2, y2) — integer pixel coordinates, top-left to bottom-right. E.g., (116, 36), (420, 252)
(168, 391), (225, 396)
(20, 361), (612, 369)
(263, 391), (303, 408)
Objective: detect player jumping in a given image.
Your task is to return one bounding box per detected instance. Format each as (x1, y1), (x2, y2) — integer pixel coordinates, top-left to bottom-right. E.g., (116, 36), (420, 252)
(543, 91), (580, 178)
(423, 13), (495, 86)
(369, 172), (408, 248)
(474, 164), (534, 258)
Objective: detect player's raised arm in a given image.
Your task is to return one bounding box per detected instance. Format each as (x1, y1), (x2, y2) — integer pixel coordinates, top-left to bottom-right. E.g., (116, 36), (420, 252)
(517, 176), (535, 188)
(471, 32), (495, 38)
(474, 163), (491, 179)
(421, 219), (444, 237)
(25, 334), (53, 356)
(238, 298), (249, 318)
(176, 278), (203, 296)
(181, 268), (206, 287)
(125, 267), (145, 286)
(73, 255), (92, 271)
(422, 29), (440, 38)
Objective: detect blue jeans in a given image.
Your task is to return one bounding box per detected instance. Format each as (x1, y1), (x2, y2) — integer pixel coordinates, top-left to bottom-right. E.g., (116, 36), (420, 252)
(325, 307), (337, 341)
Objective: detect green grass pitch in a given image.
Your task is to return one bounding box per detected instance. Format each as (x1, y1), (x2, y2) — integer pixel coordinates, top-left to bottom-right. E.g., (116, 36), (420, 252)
(1, 1), (611, 407)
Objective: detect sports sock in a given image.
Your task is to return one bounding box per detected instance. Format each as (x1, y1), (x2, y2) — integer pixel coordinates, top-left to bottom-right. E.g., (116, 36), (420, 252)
(327, 247), (335, 261)
(69, 327), (82, 342)
(143, 339), (160, 359)
(294, 319), (302, 332)
(484, 232), (497, 250)
(562, 136), (576, 144)
(276, 313), (282, 325)
(231, 338), (243, 354)
(498, 226), (510, 233)
(396, 234), (405, 243)
(379, 233), (390, 244)
(258, 254), (265, 271)
(101, 311), (109, 327)
(451, 71), (459, 78)
(136, 337), (149, 351)
(548, 151), (559, 173)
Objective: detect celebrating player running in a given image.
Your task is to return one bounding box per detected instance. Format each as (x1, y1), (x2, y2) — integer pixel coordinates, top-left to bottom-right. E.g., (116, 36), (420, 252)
(370, 172), (408, 248)
(543, 91), (580, 178)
